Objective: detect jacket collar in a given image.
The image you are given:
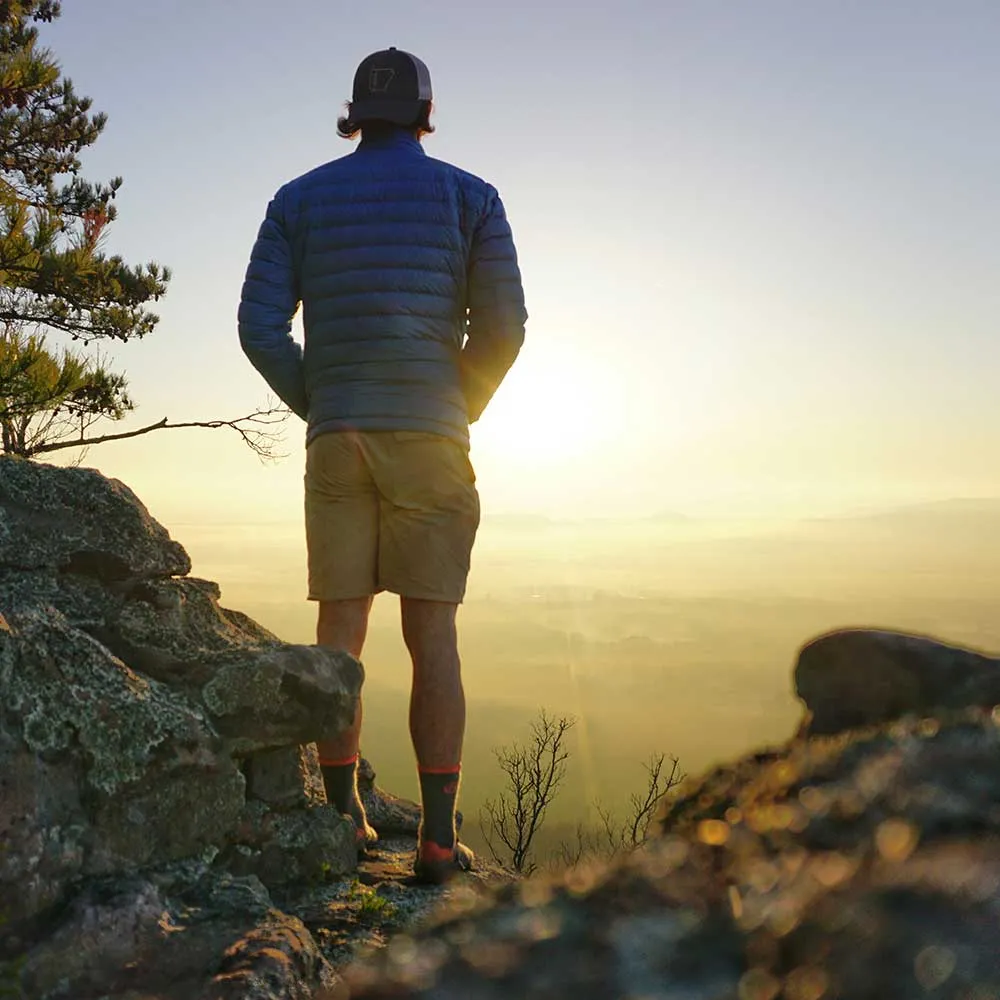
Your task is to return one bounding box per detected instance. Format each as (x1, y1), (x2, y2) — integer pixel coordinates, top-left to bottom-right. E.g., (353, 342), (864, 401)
(357, 129), (426, 155)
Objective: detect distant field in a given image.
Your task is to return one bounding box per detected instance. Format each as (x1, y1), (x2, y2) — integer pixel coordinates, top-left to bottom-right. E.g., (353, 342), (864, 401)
(174, 503), (1000, 860)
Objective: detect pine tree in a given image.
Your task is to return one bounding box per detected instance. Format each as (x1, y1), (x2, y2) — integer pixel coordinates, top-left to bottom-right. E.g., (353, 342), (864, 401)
(0, 0), (168, 344)
(0, 1), (163, 456)
(0, 3), (286, 460)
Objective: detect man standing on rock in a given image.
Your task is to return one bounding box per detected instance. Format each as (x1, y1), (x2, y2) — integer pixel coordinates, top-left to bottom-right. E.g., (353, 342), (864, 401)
(238, 48), (526, 882)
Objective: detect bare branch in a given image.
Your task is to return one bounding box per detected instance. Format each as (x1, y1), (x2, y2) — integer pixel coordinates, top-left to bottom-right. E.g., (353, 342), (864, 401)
(479, 709), (576, 874)
(547, 752), (686, 872)
(595, 802), (626, 854)
(626, 753), (685, 846)
(26, 403), (290, 460)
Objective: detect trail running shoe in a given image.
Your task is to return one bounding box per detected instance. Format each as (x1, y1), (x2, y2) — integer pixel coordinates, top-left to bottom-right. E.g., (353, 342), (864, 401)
(413, 840), (475, 884)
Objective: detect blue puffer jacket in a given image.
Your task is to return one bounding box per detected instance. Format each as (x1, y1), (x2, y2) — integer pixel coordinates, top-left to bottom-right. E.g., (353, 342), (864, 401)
(238, 130), (527, 447)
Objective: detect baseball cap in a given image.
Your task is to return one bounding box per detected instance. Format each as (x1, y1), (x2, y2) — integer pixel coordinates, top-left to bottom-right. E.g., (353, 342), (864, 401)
(348, 47), (433, 125)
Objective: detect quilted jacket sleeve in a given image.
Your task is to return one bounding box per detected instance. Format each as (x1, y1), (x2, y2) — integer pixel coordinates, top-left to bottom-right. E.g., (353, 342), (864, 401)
(461, 186), (527, 423)
(238, 188), (308, 420)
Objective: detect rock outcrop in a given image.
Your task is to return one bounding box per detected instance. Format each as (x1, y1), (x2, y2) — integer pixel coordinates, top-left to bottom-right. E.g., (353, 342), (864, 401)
(343, 630), (1000, 999)
(0, 457), (507, 999)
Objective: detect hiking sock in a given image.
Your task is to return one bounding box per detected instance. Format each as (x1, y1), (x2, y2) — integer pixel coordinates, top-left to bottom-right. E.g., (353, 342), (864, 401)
(319, 754), (360, 815)
(320, 754), (376, 845)
(418, 766), (461, 851)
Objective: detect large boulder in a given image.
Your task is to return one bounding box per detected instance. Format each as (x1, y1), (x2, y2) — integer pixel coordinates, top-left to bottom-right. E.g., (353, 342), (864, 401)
(796, 628), (1000, 735)
(0, 573), (364, 759)
(0, 455), (190, 578)
(0, 597), (363, 943)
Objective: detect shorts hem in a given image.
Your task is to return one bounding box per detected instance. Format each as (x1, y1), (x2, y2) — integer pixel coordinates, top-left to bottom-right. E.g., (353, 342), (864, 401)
(382, 584), (468, 604)
(308, 587), (383, 602)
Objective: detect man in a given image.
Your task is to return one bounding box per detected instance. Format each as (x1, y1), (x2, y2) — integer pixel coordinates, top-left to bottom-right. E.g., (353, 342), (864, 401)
(238, 48), (526, 883)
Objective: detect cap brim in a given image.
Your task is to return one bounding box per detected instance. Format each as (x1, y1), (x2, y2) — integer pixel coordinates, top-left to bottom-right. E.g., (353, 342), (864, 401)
(347, 99), (424, 125)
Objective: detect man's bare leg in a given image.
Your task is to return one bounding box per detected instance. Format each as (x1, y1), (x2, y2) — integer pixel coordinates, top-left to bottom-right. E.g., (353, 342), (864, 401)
(402, 598), (464, 768)
(316, 596), (372, 761)
(401, 598), (473, 879)
(315, 596), (375, 845)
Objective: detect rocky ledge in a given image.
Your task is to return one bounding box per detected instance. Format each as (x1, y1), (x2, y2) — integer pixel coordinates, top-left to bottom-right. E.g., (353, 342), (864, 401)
(0, 457), (508, 999)
(6, 456), (1000, 999)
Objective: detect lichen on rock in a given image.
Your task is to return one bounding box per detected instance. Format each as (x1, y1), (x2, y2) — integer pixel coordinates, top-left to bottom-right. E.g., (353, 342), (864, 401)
(1, 608), (212, 796)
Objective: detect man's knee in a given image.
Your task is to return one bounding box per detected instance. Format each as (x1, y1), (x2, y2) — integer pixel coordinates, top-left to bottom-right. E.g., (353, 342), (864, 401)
(317, 596), (373, 656)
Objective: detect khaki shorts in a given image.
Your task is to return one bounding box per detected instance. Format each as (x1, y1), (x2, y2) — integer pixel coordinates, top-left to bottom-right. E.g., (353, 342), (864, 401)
(305, 431), (480, 604)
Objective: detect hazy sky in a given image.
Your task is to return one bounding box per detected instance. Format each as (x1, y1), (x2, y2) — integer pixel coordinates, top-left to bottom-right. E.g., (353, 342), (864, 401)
(43, 1), (1000, 522)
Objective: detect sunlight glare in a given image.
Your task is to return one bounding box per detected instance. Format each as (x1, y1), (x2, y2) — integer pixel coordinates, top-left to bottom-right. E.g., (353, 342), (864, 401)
(471, 345), (624, 466)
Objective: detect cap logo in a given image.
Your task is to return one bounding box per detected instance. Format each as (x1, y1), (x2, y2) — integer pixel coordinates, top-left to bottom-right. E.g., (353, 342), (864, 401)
(369, 67), (395, 93)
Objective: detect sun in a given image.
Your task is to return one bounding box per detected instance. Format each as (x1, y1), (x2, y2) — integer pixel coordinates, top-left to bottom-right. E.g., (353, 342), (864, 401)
(470, 345), (621, 466)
